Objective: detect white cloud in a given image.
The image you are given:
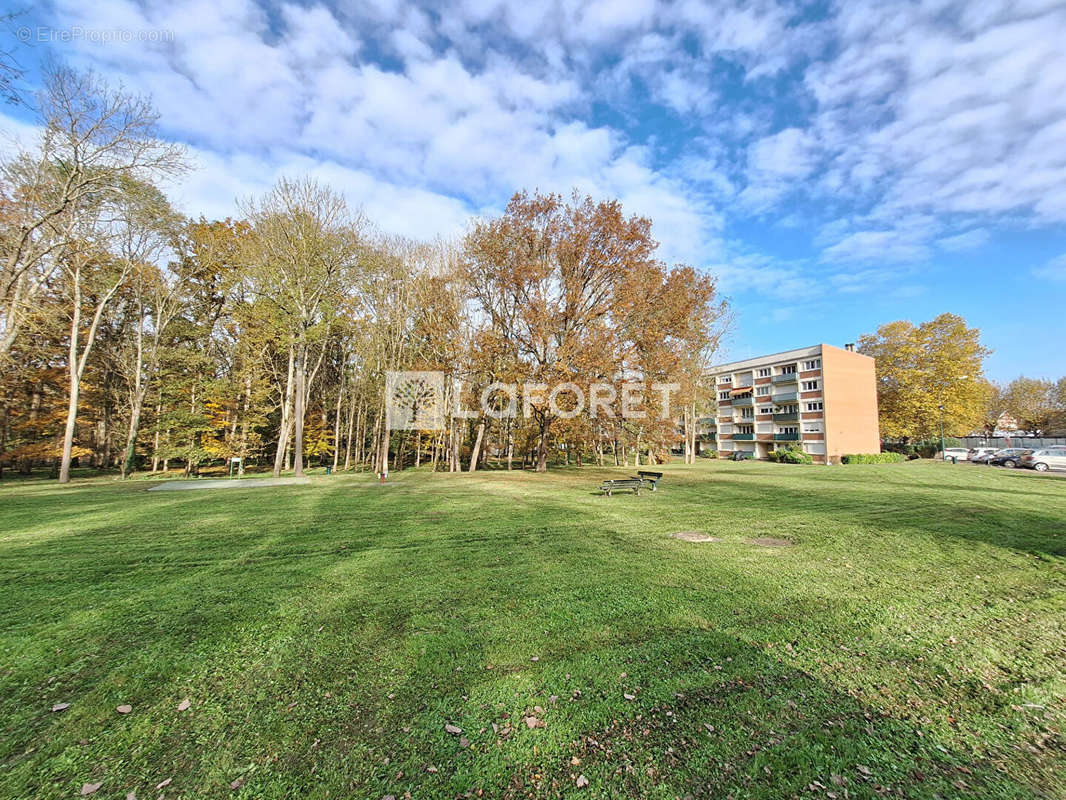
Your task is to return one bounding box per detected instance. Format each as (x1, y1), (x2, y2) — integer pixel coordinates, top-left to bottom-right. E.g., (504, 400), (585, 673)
(937, 229), (991, 252)
(1033, 254), (1066, 282)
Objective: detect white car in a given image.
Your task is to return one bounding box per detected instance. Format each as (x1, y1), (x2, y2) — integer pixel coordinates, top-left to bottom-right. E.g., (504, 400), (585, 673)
(1021, 450), (1066, 472)
(941, 447), (970, 461)
(967, 447), (998, 463)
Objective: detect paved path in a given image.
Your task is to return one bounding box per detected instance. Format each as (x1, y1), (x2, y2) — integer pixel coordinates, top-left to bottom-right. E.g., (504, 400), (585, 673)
(147, 477), (313, 492)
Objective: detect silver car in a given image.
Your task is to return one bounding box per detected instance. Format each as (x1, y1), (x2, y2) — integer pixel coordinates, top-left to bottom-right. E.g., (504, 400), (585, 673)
(1020, 449), (1066, 472)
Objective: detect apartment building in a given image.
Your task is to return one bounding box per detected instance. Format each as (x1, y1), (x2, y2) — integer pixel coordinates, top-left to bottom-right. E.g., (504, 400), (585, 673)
(709, 343), (879, 464)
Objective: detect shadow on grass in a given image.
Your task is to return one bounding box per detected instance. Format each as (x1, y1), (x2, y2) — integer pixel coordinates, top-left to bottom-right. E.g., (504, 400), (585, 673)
(0, 467), (1060, 798)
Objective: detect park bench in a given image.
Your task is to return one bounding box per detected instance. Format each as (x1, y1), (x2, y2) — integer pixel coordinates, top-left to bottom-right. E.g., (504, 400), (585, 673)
(600, 478), (646, 496)
(633, 470), (663, 490)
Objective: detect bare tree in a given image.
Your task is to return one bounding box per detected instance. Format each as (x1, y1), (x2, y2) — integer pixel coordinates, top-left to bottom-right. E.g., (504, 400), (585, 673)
(1, 66), (185, 362)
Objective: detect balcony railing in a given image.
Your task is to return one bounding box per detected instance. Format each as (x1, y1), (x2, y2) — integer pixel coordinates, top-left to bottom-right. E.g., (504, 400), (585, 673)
(772, 373), (798, 384)
(772, 392), (798, 403)
(774, 432), (800, 441)
(732, 396), (754, 407)
(773, 412), (798, 422)
(733, 433), (755, 440)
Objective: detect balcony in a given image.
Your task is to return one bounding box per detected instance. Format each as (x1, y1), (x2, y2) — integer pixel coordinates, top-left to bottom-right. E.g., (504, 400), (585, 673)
(774, 432), (800, 441)
(772, 392), (798, 403)
(732, 396), (754, 407)
(773, 412), (798, 422)
(733, 433), (755, 441)
(772, 373), (798, 384)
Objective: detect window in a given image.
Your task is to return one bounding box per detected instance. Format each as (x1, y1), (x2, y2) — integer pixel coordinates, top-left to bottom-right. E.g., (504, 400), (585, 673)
(776, 404), (797, 413)
(803, 359), (820, 370)
(757, 367), (771, 377)
(737, 425), (754, 434)
(802, 380), (820, 391)
(719, 376), (731, 384)
(719, 391), (730, 400)
(780, 364), (796, 374)
(805, 401), (823, 412)
(779, 426), (798, 434)
(756, 386), (770, 396)
(759, 406), (773, 415)
(740, 409), (754, 419)
(803, 423), (823, 433)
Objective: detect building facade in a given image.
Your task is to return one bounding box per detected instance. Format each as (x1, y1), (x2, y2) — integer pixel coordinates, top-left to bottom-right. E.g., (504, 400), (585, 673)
(709, 343), (879, 464)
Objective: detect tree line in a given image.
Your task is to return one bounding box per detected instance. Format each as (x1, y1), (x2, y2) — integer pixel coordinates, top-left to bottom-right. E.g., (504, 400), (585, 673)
(0, 68), (729, 482)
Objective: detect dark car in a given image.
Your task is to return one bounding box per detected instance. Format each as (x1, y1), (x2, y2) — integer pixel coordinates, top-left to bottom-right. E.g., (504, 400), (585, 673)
(731, 450), (754, 461)
(987, 448), (1032, 468)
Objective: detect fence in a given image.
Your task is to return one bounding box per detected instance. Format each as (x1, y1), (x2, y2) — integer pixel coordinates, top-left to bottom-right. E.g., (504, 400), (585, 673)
(957, 436), (1066, 449)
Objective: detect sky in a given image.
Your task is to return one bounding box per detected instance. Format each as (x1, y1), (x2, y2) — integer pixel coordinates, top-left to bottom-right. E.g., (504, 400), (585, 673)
(2, 0), (1066, 381)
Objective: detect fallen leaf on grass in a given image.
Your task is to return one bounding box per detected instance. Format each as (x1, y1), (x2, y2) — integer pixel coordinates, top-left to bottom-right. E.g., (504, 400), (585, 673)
(156, 778), (172, 789)
(51, 703), (70, 712)
(426, 765), (438, 773)
(116, 705), (132, 714)
(229, 778), (244, 790)
(623, 693), (635, 701)
(81, 783), (102, 796)
(177, 699), (191, 712)
(459, 737), (470, 748)
(570, 756), (581, 766)
(857, 765), (872, 776)
(575, 775), (589, 788)
(126, 792), (137, 800)
(444, 724), (462, 734)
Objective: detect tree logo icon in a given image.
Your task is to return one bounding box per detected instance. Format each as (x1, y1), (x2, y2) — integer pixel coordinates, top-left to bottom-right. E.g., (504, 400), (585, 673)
(385, 371), (446, 431)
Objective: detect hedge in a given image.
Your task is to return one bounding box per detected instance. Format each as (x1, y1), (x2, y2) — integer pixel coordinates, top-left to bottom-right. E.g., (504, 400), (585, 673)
(841, 452), (907, 464)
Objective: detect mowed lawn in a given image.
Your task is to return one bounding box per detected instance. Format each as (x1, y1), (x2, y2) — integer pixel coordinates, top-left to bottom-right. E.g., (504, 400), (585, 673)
(1, 461), (1064, 799)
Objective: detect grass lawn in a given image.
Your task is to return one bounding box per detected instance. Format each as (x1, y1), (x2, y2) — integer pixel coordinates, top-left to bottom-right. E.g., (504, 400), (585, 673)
(1, 460), (1064, 799)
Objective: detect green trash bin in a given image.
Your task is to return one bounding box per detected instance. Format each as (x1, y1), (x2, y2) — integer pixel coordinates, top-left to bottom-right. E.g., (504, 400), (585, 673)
(325, 465), (332, 475)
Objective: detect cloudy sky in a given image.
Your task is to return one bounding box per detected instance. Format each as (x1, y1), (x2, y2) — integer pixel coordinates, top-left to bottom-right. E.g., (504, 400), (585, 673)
(4, 0), (1066, 380)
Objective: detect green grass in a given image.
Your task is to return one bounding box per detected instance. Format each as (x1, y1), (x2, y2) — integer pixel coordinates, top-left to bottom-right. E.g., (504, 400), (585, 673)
(1, 460), (1064, 799)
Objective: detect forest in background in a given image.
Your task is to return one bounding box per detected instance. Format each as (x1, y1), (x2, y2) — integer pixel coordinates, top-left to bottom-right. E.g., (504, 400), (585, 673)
(0, 67), (728, 482)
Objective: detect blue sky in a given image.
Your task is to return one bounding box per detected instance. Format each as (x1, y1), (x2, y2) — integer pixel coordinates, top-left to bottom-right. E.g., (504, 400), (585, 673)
(3, 0), (1066, 381)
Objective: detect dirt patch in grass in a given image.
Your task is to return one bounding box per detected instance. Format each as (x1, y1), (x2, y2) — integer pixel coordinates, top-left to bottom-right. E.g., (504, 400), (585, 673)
(748, 536), (793, 547)
(671, 531), (721, 543)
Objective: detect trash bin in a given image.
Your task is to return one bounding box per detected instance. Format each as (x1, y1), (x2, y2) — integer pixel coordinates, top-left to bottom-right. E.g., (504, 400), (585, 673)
(325, 465), (332, 475)
(950, 456), (957, 464)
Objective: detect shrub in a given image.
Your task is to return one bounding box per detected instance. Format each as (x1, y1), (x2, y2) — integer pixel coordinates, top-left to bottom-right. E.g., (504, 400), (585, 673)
(766, 449), (780, 463)
(773, 444), (812, 464)
(841, 452), (907, 464)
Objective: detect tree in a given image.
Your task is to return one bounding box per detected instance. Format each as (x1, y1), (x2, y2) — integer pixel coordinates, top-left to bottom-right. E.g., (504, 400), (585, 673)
(1002, 377), (1056, 434)
(1, 66), (185, 362)
(463, 191), (658, 472)
(857, 313), (990, 441)
(242, 178), (362, 478)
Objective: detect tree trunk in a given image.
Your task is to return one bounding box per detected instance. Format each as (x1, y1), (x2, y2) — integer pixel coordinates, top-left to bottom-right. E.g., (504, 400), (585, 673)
(293, 342), (306, 478)
(273, 343), (295, 477)
(469, 419), (485, 472)
(332, 377), (344, 471)
(535, 415), (551, 472)
(505, 419), (514, 471)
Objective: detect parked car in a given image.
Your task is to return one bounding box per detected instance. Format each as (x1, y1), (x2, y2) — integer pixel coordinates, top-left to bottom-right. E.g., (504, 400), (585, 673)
(1020, 449), (1066, 472)
(731, 450), (754, 461)
(968, 447), (998, 463)
(940, 447), (971, 461)
(987, 448), (1033, 468)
